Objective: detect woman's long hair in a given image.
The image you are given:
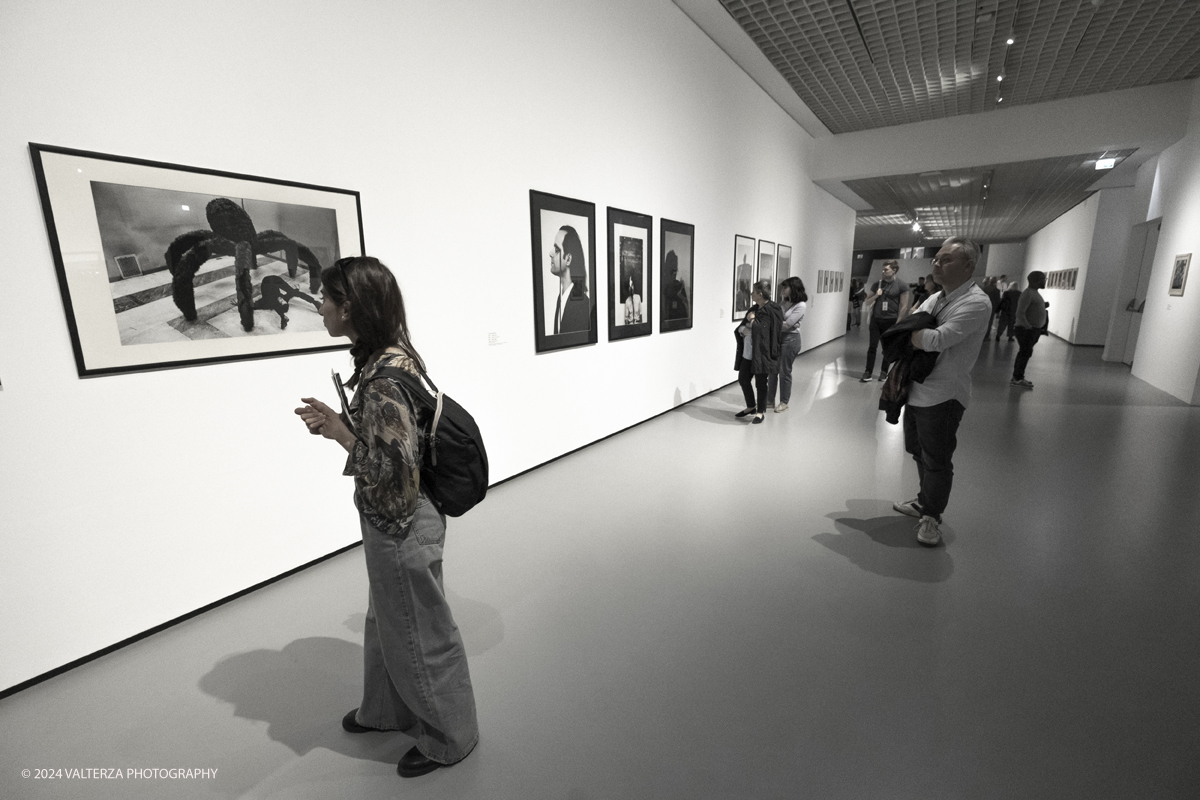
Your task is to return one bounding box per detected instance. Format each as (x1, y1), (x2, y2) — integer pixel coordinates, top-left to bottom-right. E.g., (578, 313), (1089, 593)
(321, 256), (425, 388)
(781, 276), (807, 303)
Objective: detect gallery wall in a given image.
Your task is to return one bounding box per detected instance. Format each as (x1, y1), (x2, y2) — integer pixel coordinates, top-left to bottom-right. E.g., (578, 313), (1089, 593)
(1132, 80), (1200, 405)
(1023, 194), (1100, 342)
(0, 0), (855, 691)
(983, 243), (1027, 281)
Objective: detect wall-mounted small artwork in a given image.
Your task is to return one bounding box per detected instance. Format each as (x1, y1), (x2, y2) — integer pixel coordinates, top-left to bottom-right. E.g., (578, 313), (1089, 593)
(660, 218), (694, 333)
(531, 190), (597, 353)
(1169, 254), (1190, 297)
(757, 239), (776, 299)
(732, 235), (755, 321)
(29, 143), (362, 377)
(607, 207), (652, 342)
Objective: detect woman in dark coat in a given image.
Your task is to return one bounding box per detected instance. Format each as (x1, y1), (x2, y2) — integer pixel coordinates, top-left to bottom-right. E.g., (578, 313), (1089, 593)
(733, 280), (784, 424)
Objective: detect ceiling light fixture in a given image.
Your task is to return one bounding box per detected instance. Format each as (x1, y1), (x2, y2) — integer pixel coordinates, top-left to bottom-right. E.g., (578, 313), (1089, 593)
(1006, 35), (1015, 45)
(997, 74), (1004, 82)
(1095, 157), (1117, 170)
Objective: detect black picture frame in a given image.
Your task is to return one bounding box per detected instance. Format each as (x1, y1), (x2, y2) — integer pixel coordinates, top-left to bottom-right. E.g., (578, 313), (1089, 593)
(530, 190), (597, 353)
(606, 207), (653, 342)
(757, 239), (776, 299)
(732, 234), (755, 321)
(776, 244), (792, 284)
(660, 218), (694, 333)
(29, 143), (363, 377)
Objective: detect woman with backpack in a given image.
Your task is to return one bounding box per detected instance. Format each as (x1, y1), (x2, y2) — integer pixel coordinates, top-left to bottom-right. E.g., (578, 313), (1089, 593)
(295, 256), (478, 778)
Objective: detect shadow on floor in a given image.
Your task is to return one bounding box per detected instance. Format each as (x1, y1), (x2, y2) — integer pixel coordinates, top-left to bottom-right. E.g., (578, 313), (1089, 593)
(676, 402), (750, 426)
(198, 637), (400, 764)
(814, 499), (955, 583)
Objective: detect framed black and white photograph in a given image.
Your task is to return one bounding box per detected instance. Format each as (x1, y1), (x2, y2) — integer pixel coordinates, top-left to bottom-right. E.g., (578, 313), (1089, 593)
(531, 190), (597, 353)
(757, 239), (776, 299)
(1169, 253), (1190, 297)
(776, 244), (792, 284)
(732, 234), (755, 321)
(29, 143), (363, 377)
(607, 207), (652, 342)
(660, 218), (694, 333)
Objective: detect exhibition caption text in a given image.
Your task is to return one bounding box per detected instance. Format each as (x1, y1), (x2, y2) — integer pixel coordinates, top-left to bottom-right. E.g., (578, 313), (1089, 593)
(22, 767), (218, 781)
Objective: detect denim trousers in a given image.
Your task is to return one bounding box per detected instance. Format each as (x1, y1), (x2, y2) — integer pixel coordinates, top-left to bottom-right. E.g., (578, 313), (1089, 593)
(738, 362), (768, 413)
(902, 400), (966, 520)
(767, 333), (802, 404)
(1012, 327), (1041, 379)
(865, 316), (896, 376)
(356, 497), (479, 764)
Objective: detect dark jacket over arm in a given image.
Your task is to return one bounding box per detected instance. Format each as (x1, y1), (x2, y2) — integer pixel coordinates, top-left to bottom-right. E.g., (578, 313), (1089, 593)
(877, 311), (940, 424)
(733, 302), (784, 373)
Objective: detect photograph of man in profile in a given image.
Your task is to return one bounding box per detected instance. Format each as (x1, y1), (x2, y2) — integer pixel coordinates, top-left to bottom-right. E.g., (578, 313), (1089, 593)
(550, 225), (591, 334)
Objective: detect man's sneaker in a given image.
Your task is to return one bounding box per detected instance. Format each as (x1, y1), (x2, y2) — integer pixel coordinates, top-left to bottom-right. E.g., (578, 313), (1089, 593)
(916, 515), (942, 547)
(1010, 378), (1034, 389)
(876, 373), (887, 381)
(859, 372), (872, 382)
(774, 402), (788, 413)
(893, 497), (923, 518)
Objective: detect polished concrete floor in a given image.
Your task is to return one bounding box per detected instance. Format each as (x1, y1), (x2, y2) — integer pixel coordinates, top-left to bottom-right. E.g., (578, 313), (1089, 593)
(3, 329), (1199, 799)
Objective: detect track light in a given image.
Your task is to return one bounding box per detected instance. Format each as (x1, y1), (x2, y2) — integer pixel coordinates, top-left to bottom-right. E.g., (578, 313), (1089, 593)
(1006, 36), (1015, 45)
(997, 74), (1004, 82)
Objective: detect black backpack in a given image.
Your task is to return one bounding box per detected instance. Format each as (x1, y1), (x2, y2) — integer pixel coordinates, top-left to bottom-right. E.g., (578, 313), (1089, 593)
(370, 367), (489, 517)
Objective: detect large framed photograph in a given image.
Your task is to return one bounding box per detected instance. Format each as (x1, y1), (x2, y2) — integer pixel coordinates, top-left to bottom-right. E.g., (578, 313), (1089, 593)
(29, 143), (363, 377)
(607, 207), (652, 342)
(531, 190), (597, 353)
(757, 239), (776, 299)
(1169, 253), (1190, 297)
(660, 218), (694, 333)
(732, 234), (755, 321)
(776, 244), (792, 283)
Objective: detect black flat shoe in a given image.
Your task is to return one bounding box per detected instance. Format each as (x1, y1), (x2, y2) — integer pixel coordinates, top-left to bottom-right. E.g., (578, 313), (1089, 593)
(398, 745), (441, 778)
(342, 709), (384, 733)
(752, 414), (764, 424)
(734, 408), (754, 418)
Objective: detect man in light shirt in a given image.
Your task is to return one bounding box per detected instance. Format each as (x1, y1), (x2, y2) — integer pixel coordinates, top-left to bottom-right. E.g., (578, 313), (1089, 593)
(1010, 271), (1048, 389)
(892, 237), (992, 547)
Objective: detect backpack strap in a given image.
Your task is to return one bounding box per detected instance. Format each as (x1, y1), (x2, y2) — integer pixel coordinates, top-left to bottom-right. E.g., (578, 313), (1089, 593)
(370, 366), (448, 466)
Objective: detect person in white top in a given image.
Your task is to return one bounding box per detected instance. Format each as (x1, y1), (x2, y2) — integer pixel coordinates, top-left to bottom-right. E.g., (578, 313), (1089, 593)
(1010, 271), (1048, 389)
(892, 237), (993, 547)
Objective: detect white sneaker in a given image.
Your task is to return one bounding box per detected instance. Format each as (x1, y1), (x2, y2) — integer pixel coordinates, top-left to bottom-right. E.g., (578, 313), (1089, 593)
(775, 402), (788, 413)
(916, 515), (942, 547)
(893, 498), (923, 518)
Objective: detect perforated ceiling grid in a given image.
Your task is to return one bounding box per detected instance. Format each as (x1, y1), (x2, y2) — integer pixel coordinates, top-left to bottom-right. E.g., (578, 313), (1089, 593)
(846, 148), (1136, 249)
(720, 0), (1200, 134)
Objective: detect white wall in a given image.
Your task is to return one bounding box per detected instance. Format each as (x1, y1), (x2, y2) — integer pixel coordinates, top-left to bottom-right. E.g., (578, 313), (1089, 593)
(1024, 196), (1100, 342)
(983, 242), (1027, 282)
(0, 0), (854, 691)
(1131, 81), (1200, 404)
(1074, 188), (1135, 344)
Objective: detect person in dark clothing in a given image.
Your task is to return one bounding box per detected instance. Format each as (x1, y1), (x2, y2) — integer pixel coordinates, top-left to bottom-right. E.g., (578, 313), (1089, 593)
(733, 280), (783, 425)
(252, 274), (320, 329)
(981, 276), (1002, 340)
(860, 260), (911, 382)
(995, 284), (1022, 341)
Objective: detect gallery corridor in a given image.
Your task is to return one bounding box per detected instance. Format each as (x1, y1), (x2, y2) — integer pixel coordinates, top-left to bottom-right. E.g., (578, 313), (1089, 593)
(2, 328), (1198, 800)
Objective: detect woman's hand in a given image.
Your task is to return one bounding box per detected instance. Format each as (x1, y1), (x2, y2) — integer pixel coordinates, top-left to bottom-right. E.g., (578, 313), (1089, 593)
(295, 397), (357, 452)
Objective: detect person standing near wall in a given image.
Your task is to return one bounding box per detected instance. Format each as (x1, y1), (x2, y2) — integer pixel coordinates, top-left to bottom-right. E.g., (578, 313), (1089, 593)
(860, 260), (910, 382)
(893, 238), (992, 547)
(295, 257), (479, 779)
(981, 276), (1001, 340)
(733, 280), (783, 424)
(1010, 271), (1048, 389)
(995, 282), (1021, 341)
(768, 276), (807, 412)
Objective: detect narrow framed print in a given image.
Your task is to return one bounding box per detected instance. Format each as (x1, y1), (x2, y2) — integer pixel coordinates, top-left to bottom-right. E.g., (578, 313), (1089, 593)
(531, 190), (597, 353)
(660, 218), (694, 333)
(776, 244), (792, 283)
(607, 207), (652, 342)
(1169, 254), (1190, 297)
(732, 234), (755, 321)
(757, 239), (776, 299)
(29, 143), (363, 377)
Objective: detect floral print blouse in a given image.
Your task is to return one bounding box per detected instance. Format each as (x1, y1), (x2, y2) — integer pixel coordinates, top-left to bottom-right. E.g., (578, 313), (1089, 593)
(343, 347), (428, 535)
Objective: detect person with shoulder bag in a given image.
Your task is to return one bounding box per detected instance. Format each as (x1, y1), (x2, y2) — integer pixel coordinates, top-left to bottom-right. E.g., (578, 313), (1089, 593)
(294, 256), (478, 779)
(733, 280), (784, 424)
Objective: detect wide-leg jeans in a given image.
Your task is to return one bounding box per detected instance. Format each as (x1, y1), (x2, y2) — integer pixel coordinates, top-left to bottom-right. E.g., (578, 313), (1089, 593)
(767, 332), (802, 404)
(902, 399), (966, 521)
(357, 497), (479, 765)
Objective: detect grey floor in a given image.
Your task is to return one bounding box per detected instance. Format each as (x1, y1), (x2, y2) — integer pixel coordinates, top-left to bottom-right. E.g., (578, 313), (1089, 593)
(4, 328), (1199, 800)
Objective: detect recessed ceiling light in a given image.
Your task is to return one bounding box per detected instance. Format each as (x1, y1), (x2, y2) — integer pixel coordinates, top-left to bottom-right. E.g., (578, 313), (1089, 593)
(1095, 157), (1117, 170)
(996, 74), (1004, 82)
(1006, 36), (1015, 45)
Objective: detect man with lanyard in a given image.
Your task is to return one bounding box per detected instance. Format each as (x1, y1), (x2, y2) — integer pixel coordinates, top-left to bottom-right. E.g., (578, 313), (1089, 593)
(860, 259), (910, 382)
(892, 237), (992, 546)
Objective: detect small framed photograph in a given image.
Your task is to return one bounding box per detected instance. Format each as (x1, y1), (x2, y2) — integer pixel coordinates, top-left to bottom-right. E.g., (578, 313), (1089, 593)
(29, 143), (363, 377)
(659, 218), (694, 333)
(757, 239), (776, 299)
(732, 234), (755, 320)
(1170, 255), (1190, 297)
(531, 190), (597, 353)
(607, 207), (652, 342)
